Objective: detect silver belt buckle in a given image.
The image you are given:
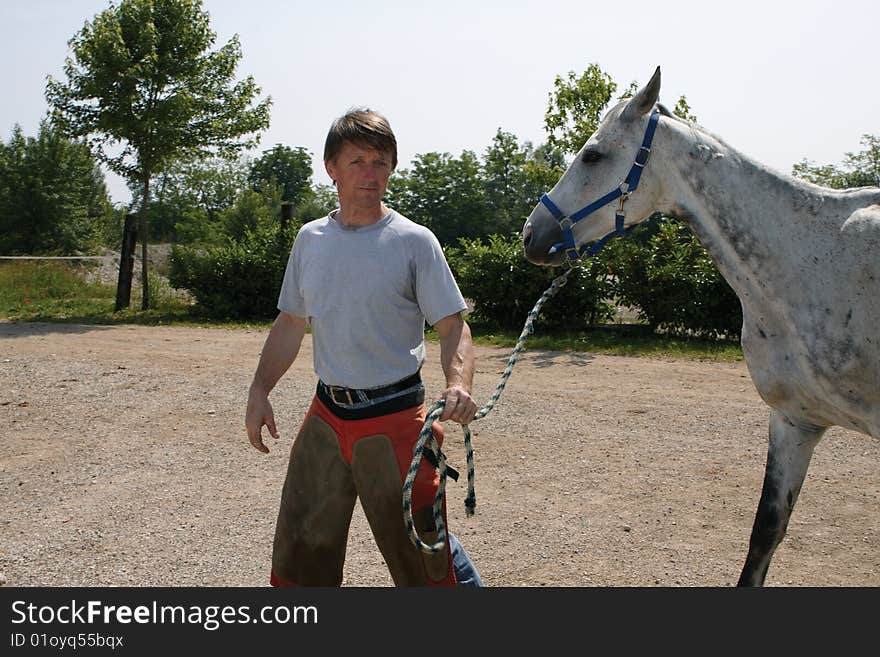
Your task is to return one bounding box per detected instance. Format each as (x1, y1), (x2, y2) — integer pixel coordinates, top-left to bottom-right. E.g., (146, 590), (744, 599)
(329, 386), (354, 406)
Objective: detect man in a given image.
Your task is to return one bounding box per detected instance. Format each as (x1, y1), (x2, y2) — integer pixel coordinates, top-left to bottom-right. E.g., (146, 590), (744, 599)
(245, 108), (483, 587)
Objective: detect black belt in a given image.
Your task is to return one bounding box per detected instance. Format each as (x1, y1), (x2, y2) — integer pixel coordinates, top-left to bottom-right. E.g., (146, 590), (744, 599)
(316, 370), (457, 479)
(318, 370), (423, 407)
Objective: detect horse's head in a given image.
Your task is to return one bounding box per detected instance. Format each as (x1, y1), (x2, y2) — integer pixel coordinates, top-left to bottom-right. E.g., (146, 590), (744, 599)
(523, 67), (664, 265)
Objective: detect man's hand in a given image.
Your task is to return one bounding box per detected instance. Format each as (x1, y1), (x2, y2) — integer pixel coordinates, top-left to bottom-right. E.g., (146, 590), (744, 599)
(435, 313), (478, 425)
(439, 384), (478, 425)
(245, 312), (307, 453)
(246, 386), (279, 453)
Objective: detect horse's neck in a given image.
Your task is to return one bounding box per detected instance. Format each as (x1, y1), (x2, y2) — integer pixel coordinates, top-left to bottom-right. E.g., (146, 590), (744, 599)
(655, 117), (879, 305)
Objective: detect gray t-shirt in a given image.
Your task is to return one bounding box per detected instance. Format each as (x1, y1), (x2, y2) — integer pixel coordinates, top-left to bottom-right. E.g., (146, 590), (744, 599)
(277, 209), (467, 389)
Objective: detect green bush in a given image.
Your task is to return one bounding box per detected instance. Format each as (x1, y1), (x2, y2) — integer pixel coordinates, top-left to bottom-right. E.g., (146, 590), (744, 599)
(605, 217), (742, 338)
(447, 232), (613, 331)
(168, 224), (296, 319)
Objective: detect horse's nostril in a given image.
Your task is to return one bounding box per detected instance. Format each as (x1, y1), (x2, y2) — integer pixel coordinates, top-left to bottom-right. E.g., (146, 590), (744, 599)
(523, 226), (532, 247)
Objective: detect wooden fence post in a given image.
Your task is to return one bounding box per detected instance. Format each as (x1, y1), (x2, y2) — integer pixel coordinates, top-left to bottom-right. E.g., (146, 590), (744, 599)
(280, 202), (294, 232)
(115, 212), (138, 311)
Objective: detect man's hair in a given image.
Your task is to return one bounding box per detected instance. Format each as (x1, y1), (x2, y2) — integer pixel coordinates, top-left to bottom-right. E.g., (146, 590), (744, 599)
(323, 108), (398, 170)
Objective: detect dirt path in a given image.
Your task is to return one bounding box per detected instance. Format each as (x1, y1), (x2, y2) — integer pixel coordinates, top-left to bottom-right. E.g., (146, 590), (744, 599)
(1, 322), (878, 586)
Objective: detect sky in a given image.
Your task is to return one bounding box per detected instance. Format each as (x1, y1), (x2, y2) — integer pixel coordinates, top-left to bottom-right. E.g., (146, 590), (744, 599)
(2, 0), (877, 205)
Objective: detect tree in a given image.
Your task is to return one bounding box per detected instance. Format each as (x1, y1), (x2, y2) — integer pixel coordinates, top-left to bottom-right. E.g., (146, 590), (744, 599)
(544, 63), (699, 158)
(0, 122), (112, 254)
(248, 144), (313, 208)
(522, 142), (566, 192)
(544, 63), (617, 156)
(386, 133), (564, 246)
(148, 155), (249, 243)
(482, 130), (544, 236)
(673, 96), (698, 123)
(385, 150), (491, 246)
(221, 183), (282, 242)
(46, 0), (271, 309)
(146, 151), (324, 245)
(293, 183), (338, 223)
(792, 134), (880, 189)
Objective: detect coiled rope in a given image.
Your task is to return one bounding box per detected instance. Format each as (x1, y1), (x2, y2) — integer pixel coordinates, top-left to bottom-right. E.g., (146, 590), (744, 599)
(403, 267), (573, 553)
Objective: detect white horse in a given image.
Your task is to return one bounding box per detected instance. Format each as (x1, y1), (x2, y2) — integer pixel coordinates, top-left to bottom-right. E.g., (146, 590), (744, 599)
(522, 67), (880, 586)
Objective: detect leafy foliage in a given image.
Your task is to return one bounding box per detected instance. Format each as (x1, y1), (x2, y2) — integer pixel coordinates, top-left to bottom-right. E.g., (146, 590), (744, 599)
(386, 134), (565, 247)
(482, 130), (543, 236)
(168, 223), (296, 319)
(447, 233), (613, 331)
(522, 142), (567, 191)
(544, 63), (617, 156)
(46, 0), (271, 179)
(164, 172), (330, 320)
(293, 183), (339, 222)
(147, 155), (249, 243)
(603, 218), (742, 338)
(385, 151), (491, 245)
(45, 0), (271, 308)
(792, 134), (880, 189)
(220, 183), (282, 242)
(147, 151), (332, 245)
(0, 123), (114, 254)
(248, 144), (313, 206)
(672, 96), (698, 123)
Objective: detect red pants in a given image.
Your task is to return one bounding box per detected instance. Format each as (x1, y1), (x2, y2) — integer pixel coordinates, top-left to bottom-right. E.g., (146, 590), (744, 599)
(270, 396), (455, 586)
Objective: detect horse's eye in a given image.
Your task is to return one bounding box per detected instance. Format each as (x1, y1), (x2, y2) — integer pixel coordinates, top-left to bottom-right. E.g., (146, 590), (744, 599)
(581, 149), (602, 163)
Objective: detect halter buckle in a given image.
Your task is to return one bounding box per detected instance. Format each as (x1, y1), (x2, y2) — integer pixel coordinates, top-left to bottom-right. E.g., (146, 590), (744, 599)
(562, 258), (579, 271)
(634, 146), (651, 167)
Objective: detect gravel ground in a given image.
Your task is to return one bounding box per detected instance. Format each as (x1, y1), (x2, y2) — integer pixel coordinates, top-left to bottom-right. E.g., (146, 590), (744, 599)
(1, 322), (879, 587)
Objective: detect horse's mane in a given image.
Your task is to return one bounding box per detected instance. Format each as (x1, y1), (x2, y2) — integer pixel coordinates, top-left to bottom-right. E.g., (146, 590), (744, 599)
(654, 102), (880, 202)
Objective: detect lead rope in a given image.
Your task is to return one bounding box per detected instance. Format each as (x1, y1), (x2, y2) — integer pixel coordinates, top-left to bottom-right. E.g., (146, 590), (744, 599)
(403, 267), (573, 553)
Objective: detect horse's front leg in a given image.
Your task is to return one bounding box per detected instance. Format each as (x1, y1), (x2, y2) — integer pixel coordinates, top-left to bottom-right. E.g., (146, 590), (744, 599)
(737, 409), (826, 586)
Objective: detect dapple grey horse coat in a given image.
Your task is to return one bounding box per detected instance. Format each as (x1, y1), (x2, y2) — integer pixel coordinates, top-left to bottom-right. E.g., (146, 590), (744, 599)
(522, 67), (880, 586)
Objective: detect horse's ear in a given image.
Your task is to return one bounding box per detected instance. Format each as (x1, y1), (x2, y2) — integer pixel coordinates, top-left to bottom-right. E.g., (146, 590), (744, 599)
(623, 66), (661, 121)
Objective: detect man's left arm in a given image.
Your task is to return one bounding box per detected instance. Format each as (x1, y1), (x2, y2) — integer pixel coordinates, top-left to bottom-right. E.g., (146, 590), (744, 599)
(434, 312), (478, 424)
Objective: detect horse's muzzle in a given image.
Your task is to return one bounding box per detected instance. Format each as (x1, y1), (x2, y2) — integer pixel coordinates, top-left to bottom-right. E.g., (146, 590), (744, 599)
(522, 214), (565, 266)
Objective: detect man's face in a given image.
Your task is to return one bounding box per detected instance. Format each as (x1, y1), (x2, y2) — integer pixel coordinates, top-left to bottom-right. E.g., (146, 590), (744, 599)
(325, 141), (393, 212)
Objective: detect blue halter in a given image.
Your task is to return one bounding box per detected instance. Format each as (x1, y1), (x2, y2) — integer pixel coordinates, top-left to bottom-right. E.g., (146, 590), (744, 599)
(540, 109), (661, 260)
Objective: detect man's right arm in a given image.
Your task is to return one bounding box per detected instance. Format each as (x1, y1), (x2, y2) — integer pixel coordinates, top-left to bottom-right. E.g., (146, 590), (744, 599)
(246, 312), (308, 453)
